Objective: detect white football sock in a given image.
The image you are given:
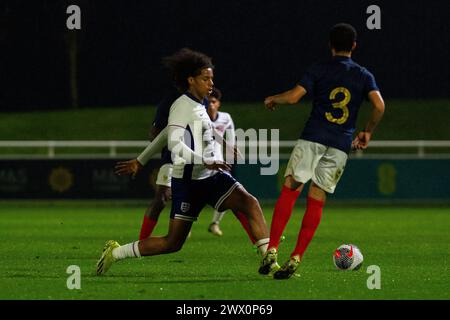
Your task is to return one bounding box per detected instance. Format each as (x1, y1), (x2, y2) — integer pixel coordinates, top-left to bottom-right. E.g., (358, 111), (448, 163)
(255, 238), (270, 255)
(112, 241), (141, 260)
(212, 210), (226, 224)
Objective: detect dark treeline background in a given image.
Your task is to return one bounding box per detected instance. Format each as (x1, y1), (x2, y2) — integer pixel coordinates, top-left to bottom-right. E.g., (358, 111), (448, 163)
(0, 0), (448, 111)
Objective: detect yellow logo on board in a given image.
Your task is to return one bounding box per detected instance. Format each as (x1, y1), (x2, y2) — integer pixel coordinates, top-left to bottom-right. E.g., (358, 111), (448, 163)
(49, 167), (74, 193)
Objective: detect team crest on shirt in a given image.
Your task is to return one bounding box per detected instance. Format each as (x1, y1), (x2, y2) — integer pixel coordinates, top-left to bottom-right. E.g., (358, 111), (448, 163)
(180, 202), (191, 213)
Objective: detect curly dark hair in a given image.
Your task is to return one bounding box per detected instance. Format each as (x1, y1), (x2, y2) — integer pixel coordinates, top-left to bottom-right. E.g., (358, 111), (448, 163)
(162, 48), (214, 91)
(329, 23), (357, 52)
(209, 87), (222, 101)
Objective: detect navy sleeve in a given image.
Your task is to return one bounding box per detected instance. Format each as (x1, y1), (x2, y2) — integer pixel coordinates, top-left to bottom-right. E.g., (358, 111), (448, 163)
(153, 91), (179, 129)
(363, 69), (379, 98)
(297, 64), (318, 94)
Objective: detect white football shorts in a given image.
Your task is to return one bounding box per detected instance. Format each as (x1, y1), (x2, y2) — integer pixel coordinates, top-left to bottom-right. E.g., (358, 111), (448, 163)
(156, 163), (173, 187)
(284, 139), (348, 193)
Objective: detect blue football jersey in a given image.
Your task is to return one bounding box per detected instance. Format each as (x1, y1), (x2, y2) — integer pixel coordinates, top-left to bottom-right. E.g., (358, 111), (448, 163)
(153, 89), (181, 164)
(298, 56), (379, 153)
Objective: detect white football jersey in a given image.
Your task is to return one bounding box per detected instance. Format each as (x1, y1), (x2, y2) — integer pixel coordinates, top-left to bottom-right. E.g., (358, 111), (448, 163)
(210, 111), (235, 162)
(168, 94), (217, 180)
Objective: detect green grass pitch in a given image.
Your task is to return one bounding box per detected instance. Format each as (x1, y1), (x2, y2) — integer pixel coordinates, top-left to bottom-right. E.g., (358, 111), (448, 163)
(0, 201), (449, 300)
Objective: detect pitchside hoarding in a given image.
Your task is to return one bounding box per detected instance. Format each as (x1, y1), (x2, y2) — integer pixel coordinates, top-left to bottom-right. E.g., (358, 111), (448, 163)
(0, 159), (160, 199)
(237, 159), (450, 202)
(0, 159), (448, 202)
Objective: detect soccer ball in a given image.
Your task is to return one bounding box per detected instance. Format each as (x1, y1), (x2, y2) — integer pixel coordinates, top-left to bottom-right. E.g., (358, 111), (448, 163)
(333, 244), (363, 270)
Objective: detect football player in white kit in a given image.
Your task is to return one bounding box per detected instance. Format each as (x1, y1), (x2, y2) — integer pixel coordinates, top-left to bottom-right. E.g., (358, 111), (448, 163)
(205, 89), (259, 243)
(206, 87), (236, 237)
(96, 48), (270, 276)
(114, 94), (255, 244)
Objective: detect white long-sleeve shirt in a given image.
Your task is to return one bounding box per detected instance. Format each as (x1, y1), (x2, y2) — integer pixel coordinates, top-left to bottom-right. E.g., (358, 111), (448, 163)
(210, 111), (235, 162)
(136, 126), (168, 166)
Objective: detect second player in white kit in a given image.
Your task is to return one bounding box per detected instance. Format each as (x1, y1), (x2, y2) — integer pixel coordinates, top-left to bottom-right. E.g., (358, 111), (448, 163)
(206, 88), (237, 236)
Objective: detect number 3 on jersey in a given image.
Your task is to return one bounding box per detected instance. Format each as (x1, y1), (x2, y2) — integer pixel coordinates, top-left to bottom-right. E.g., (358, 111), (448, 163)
(326, 87), (351, 125)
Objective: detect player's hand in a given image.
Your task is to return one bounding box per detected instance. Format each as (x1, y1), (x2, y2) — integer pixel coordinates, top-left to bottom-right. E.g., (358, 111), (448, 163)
(115, 159), (143, 179)
(264, 96), (277, 111)
(204, 160), (232, 172)
(352, 131), (372, 150)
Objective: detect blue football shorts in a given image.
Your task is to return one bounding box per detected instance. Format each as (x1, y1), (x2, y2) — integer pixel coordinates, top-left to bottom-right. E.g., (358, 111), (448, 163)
(170, 171), (242, 222)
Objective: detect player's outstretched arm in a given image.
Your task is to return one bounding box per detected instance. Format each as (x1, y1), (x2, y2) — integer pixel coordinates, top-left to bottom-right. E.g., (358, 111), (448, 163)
(352, 90), (385, 150)
(264, 85), (307, 111)
(114, 126), (169, 178)
(136, 126), (169, 165)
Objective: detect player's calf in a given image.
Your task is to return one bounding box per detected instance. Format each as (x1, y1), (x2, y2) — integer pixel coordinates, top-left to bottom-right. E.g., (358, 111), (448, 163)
(221, 187), (269, 254)
(138, 219), (192, 255)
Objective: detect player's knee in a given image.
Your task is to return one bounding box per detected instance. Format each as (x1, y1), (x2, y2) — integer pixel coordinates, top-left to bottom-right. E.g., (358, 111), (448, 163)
(243, 193), (260, 212)
(284, 175), (303, 190)
(248, 193), (259, 206)
(165, 240), (184, 253)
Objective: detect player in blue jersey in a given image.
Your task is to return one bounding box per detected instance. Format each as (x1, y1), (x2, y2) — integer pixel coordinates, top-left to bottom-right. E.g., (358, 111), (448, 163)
(137, 88), (180, 240)
(259, 23), (385, 279)
(96, 48), (270, 275)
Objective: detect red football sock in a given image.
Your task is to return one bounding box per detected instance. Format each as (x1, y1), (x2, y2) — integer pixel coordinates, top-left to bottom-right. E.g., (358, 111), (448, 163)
(291, 196), (325, 259)
(139, 216), (158, 240)
(268, 186), (301, 250)
(233, 211), (256, 244)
